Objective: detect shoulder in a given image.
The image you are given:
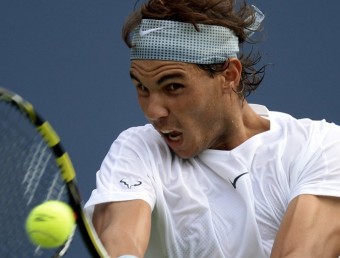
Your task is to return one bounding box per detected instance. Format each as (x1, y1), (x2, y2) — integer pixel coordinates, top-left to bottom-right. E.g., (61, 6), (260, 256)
(268, 109), (340, 162)
(268, 109), (338, 143)
(257, 108), (340, 174)
(268, 110), (340, 197)
(250, 104), (333, 140)
(118, 124), (159, 138)
(116, 124), (162, 146)
(111, 124), (171, 161)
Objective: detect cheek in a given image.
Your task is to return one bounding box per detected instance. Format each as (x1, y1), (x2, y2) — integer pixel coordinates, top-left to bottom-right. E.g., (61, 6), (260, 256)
(179, 95), (222, 132)
(171, 79), (224, 127)
(188, 90), (221, 117)
(137, 97), (147, 112)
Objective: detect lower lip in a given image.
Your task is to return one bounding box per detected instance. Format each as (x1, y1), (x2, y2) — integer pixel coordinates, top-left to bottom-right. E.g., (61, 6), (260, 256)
(164, 134), (183, 150)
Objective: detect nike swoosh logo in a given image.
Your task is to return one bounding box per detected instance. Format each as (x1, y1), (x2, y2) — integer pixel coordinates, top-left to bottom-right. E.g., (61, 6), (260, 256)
(229, 172), (249, 189)
(139, 27), (165, 37)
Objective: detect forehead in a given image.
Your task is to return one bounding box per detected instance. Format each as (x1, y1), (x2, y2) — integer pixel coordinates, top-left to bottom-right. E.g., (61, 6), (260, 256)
(130, 60), (198, 79)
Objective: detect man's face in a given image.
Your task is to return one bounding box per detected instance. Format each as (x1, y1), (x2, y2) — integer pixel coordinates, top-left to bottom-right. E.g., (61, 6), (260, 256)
(130, 60), (236, 158)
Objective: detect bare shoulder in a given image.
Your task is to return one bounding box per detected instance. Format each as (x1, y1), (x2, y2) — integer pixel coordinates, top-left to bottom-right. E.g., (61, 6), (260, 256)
(271, 194), (340, 258)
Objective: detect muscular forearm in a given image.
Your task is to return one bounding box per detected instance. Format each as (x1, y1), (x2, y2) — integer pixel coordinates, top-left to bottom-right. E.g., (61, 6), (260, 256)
(100, 227), (144, 258)
(271, 195), (340, 258)
(93, 201), (151, 258)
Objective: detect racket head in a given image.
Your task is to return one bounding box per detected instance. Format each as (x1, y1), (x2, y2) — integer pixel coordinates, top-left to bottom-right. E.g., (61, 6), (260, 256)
(0, 87), (107, 257)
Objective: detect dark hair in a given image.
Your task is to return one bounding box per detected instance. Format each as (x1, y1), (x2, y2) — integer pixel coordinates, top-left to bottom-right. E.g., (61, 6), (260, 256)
(122, 0), (266, 98)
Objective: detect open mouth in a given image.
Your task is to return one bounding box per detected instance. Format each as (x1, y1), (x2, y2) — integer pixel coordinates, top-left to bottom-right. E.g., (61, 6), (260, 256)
(160, 130), (182, 141)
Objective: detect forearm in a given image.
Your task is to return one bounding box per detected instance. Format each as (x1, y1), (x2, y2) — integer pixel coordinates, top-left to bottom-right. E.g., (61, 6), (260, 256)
(100, 227), (145, 258)
(93, 201), (151, 258)
(271, 195), (340, 258)
(271, 236), (340, 258)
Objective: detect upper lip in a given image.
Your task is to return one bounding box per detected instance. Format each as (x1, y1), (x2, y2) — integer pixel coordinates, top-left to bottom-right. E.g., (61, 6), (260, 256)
(158, 128), (182, 136)
(153, 122), (182, 136)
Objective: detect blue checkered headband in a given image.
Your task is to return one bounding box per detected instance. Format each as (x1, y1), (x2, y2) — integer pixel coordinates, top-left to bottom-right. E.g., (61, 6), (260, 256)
(130, 6), (264, 64)
(130, 19), (239, 64)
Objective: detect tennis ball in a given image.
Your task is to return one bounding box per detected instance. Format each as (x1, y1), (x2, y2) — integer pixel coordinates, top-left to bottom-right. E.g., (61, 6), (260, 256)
(25, 200), (75, 248)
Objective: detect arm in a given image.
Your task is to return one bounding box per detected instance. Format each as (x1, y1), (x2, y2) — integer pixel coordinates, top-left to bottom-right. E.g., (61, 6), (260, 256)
(271, 194), (340, 258)
(92, 200), (152, 258)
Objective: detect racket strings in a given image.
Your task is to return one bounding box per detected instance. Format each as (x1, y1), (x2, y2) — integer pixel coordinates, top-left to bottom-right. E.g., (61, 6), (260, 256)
(23, 141), (55, 205)
(0, 100), (71, 257)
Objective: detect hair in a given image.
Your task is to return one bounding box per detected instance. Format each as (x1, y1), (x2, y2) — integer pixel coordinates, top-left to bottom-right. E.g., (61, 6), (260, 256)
(122, 0), (266, 98)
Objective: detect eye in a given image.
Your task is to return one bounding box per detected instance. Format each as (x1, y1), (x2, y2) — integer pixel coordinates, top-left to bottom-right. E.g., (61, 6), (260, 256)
(165, 83), (183, 92)
(135, 83), (149, 97)
(138, 84), (147, 91)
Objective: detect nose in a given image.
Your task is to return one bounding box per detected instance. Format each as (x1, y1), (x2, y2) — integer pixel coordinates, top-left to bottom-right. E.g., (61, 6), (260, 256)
(142, 93), (169, 122)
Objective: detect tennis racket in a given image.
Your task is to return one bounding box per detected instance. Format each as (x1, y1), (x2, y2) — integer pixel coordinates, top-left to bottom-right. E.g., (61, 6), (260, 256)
(0, 87), (109, 258)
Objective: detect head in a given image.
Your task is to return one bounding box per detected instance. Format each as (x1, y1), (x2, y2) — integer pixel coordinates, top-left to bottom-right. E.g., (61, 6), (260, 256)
(123, 0), (266, 97)
(124, 0), (266, 158)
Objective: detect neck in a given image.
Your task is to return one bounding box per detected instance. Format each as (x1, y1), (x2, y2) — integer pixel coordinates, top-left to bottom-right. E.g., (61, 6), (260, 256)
(215, 101), (270, 151)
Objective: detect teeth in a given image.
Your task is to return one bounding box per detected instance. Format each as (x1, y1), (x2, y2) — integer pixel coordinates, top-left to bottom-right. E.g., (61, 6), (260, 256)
(161, 130), (172, 134)
(169, 134), (181, 141)
(159, 129), (181, 141)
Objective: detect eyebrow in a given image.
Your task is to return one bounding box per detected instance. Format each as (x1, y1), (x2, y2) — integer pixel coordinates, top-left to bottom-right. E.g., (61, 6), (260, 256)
(129, 72), (139, 82)
(129, 72), (185, 86)
(156, 73), (185, 85)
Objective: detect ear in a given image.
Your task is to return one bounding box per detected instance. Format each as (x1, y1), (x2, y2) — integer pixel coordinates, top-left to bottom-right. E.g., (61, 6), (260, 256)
(221, 58), (242, 93)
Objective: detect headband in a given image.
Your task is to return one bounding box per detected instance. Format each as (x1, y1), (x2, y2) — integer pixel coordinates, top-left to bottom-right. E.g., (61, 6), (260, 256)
(130, 5), (264, 64)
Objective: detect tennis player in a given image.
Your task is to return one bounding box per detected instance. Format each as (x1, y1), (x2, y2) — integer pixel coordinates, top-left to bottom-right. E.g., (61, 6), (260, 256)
(84, 0), (340, 257)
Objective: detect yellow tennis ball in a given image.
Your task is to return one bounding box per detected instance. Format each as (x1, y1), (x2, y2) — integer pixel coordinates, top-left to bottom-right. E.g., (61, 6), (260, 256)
(25, 200), (75, 248)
